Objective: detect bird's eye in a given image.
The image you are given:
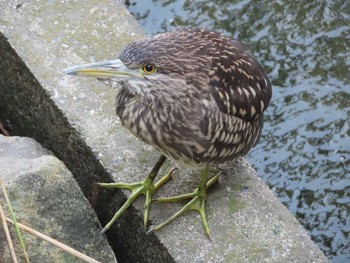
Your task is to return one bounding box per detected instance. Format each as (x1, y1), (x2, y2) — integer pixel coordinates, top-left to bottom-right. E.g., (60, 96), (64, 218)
(142, 64), (156, 74)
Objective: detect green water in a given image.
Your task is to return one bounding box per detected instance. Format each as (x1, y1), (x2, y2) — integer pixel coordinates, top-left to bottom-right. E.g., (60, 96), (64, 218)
(125, 0), (350, 262)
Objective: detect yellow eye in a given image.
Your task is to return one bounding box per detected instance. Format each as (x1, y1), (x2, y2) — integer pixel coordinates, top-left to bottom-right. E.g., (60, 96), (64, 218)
(142, 64), (156, 74)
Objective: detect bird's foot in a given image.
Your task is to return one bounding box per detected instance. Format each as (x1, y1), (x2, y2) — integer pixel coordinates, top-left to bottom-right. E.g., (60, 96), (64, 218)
(150, 173), (220, 237)
(98, 167), (176, 234)
(154, 174), (219, 202)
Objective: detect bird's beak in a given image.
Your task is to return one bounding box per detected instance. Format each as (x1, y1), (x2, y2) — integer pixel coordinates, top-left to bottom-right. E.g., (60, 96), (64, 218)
(63, 59), (143, 79)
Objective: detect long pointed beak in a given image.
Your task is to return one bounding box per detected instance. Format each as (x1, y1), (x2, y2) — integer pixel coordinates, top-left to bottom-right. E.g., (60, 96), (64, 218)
(63, 59), (143, 79)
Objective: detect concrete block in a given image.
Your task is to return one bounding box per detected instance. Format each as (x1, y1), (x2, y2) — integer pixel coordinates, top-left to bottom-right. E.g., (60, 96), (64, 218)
(0, 135), (117, 262)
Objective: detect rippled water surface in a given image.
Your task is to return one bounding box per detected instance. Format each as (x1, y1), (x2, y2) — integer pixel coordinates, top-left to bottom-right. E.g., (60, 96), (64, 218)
(125, 0), (350, 261)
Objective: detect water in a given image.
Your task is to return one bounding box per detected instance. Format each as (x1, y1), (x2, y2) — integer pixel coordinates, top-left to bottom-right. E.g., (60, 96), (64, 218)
(124, 0), (350, 262)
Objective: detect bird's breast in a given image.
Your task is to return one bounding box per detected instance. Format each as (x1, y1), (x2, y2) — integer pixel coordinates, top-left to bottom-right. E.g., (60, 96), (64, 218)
(115, 87), (210, 166)
(115, 86), (263, 167)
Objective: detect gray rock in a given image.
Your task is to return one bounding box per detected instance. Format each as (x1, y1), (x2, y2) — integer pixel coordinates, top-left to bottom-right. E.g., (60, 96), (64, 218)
(0, 135), (117, 263)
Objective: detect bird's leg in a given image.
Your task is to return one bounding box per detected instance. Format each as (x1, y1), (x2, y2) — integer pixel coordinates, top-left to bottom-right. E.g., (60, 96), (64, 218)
(98, 155), (175, 233)
(150, 165), (219, 237)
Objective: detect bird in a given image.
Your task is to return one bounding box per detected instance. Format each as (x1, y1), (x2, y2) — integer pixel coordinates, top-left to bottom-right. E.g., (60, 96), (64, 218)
(64, 28), (272, 237)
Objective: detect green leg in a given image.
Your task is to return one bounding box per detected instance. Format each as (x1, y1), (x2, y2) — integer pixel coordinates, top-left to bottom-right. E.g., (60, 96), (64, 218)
(150, 165), (218, 238)
(99, 155), (174, 233)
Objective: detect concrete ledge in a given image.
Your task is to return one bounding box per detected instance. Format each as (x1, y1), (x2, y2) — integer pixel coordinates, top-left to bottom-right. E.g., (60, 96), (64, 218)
(0, 1), (329, 262)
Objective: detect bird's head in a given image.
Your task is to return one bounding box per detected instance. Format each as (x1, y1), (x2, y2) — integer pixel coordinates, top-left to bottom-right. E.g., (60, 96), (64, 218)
(63, 29), (227, 97)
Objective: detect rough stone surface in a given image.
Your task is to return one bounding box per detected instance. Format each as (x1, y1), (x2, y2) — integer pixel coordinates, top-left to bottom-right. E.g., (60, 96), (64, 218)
(0, 135), (117, 263)
(0, 1), (329, 262)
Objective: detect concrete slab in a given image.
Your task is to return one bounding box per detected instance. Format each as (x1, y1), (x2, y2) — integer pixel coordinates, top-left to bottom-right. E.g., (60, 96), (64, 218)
(0, 0), (329, 262)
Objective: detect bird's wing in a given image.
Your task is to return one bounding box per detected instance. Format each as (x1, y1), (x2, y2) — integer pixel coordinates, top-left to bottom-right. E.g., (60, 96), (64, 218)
(209, 38), (272, 122)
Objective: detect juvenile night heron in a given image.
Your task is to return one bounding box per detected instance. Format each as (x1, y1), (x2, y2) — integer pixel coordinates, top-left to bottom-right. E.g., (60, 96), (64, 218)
(64, 28), (272, 237)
